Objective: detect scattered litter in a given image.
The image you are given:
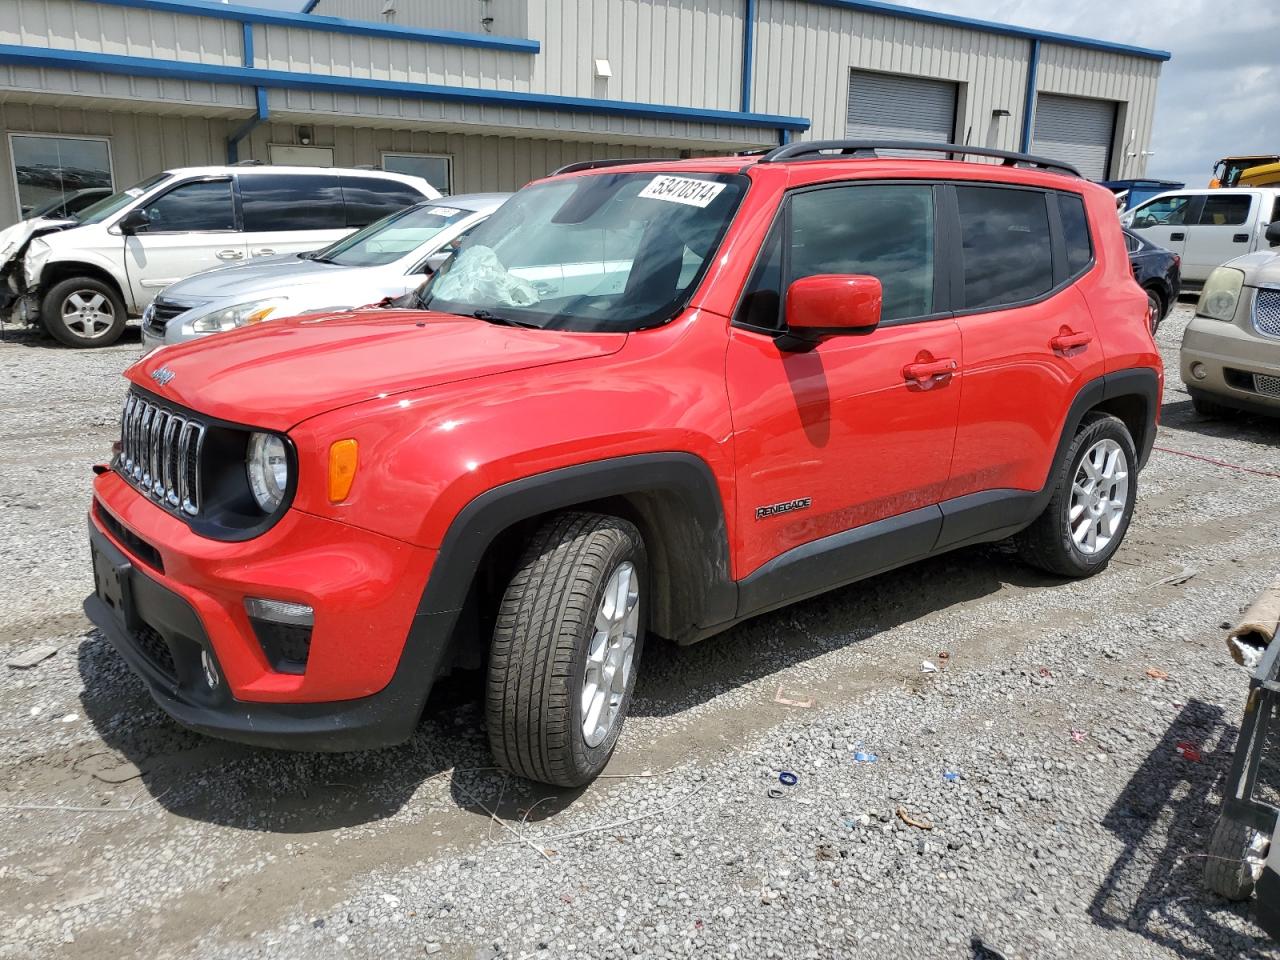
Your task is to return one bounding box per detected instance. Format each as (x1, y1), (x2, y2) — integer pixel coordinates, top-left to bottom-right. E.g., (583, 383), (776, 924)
(778, 771), (798, 786)
(1145, 667), (1170, 681)
(1038, 667), (1053, 678)
(943, 772), (961, 783)
(773, 684), (814, 708)
(6, 644), (58, 670)
(1070, 729), (1088, 743)
(60, 713), (78, 724)
(767, 787), (785, 799)
(937, 651), (951, 663)
(381, 893), (399, 907)
(920, 660), (938, 674)
(1175, 741), (1203, 763)
(1153, 444), (1280, 480)
(852, 751), (878, 764)
(424, 944), (443, 956)
(815, 845), (837, 861)
(1146, 566), (1197, 589)
(89, 761), (144, 785)
(896, 806), (933, 830)
(694, 919), (704, 931)
(28, 706), (40, 717)
(1225, 578), (1280, 668)
(53, 891), (105, 913)
(792, 796), (814, 806)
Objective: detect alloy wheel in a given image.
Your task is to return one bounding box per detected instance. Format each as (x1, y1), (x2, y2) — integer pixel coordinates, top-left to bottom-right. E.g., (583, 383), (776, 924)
(581, 560), (640, 747)
(61, 290), (117, 339)
(1069, 438), (1130, 555)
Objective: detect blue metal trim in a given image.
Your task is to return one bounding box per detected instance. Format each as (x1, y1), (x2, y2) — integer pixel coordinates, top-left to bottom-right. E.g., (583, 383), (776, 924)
(227, 21), (268, 163)
(0, 44), (811, 132)
(779, 128), (791, 146)
(94, 0), (541, 54)
(241, 19), (253, 66)
(1020, 39), (1040, 154)
(802, 0), (1170, 62)
(741, 0), (755, 113)
(301, 0), (320, 12)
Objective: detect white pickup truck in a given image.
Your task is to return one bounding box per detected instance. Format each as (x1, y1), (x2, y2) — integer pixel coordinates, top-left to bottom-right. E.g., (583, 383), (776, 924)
(1122, 187), (1280, 286)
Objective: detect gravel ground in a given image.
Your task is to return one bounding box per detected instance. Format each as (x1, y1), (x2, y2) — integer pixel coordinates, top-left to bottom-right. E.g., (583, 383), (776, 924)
(1, 305), (1279, 960)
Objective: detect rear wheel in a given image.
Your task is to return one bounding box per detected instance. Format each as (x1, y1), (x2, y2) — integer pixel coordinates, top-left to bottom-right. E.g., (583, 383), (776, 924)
(41, 276), (127, 347)
(1204, 814), (1269, 901)
(1017, 413), (1137, 577)
(486, 512), (646, 787)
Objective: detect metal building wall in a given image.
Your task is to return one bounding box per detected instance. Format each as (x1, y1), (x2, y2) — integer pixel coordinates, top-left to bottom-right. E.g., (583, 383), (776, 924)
(309, 0), (530, 36)
(1036, 44), (1162, 179)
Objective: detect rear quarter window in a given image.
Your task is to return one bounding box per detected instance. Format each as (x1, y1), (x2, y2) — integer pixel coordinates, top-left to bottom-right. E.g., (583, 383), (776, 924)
(1057, 193), (1093, 277)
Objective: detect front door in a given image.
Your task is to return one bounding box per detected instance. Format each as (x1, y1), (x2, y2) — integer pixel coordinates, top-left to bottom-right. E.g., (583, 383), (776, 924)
(122, 177), (243, 310)
(1127, 192), (1195, 262)
(726, 182), (961, 581)
(1182, 192), (1256, 282)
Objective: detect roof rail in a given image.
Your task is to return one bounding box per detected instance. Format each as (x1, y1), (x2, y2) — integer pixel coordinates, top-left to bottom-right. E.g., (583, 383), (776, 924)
(756, 140), (1081, 178)
(231, 159), (265, 166)
(550, 157), (680, 176)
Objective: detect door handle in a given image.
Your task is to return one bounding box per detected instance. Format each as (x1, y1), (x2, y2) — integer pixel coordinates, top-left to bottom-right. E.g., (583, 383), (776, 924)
(1233, 233), (1249, 243)
(254, 248), (276, 257)
(1169, 232), (1185, 241)
(1050, 330), (1093, 353)
(216, 249), (244, 261)
(902, 358), (957, 382)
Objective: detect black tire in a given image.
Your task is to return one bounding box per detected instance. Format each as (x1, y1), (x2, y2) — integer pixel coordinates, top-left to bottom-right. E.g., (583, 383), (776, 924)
(1189, 389), (1237, 419)
(1017, 413), (1137, 578)
(1204, 815), (1266, 901)
(40, 276), (128, 348)
(486, 511), (647, 787)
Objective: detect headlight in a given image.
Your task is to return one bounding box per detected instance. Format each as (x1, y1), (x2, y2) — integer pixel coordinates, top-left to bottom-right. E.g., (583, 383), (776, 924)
(246, 432), (289, 513)
(190, 298), (287, 333)
(1197, 267), (1245, 322)
(23, 238), (51, 286)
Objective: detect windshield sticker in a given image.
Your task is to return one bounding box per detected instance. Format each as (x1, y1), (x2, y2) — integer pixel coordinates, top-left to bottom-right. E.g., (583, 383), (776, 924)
(125, 188), (145, 198)
(638, 176), (726, 208)
(428, 206), (463, 218)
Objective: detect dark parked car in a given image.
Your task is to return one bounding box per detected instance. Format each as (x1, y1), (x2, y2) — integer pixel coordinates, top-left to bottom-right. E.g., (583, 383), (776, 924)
(1124, 227), (1181, 332)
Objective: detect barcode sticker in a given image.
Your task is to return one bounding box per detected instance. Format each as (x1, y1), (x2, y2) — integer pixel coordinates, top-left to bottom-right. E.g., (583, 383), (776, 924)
(637, 175), (726, 208)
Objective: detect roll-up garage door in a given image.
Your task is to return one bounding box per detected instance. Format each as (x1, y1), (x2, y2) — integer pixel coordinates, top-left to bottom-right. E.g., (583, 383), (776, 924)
(846, 70), (957, 143)
(1031, 94), (1116, 180)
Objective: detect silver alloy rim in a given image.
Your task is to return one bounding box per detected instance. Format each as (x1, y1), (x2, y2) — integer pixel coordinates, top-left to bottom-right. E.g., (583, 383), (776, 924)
(62, 290), (116, 339)
(1069, 438), (1129, 555)
(581, 560), (639, 748)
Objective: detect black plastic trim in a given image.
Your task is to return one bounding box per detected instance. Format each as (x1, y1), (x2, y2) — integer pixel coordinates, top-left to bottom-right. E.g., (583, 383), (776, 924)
(756, 140), (1081, 178)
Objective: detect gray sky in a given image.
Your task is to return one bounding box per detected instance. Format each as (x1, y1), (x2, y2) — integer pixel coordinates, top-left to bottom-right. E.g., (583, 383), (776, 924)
(243, 0), (1276, 187)
(908, 0), (1280, 186)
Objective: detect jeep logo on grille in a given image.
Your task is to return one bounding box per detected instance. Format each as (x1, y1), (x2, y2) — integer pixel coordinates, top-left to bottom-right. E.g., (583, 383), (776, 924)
(755, 497), (812, 520)
(150, 366), (176, 387)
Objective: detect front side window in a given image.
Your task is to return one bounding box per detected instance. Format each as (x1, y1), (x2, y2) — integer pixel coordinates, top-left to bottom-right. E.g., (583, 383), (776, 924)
(341, 176), (429, 228)
(1197, 195), (1252, 226)
(957, 186), (1053, 310)
(141, 180), (235, 233)
(1131, 194), (1192, 228)
(240, 174), (345, 232)
(9, 134), (113, 221)
(315, 202), (473, 268)
(420, 172), (746, 332)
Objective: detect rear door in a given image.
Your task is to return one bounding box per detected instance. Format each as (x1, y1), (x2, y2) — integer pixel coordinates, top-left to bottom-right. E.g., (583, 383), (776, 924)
(725, 181), (961, 580)
(237, 172), (348, 259)
(1181, 192), (1256, 281)
(122, 177), (243, 310)
(941, 186), (1106, 534)
(1126, 192), (1196, 261)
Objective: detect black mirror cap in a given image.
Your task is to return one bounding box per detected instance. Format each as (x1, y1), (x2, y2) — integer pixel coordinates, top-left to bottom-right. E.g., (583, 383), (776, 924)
(1266, 221), (1280, 246)
(118, 208), (149, 234)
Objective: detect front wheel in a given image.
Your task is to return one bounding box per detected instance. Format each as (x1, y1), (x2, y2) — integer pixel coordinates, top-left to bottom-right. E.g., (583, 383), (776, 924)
(1017, 413), (1137, 577)
(40, 276), (128, 347)
(486, 512), (647, 787)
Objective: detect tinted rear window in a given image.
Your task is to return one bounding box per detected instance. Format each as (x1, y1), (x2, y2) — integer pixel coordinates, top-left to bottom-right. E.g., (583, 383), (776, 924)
(1197, 194), (1251, 226)
(340, 176), (426, 228)
(239, 174), (345, 232)
(956, 186), (1053, 310)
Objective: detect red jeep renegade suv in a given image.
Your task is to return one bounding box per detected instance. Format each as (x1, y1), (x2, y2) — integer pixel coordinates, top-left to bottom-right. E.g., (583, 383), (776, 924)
(86, 141), (1162, 787)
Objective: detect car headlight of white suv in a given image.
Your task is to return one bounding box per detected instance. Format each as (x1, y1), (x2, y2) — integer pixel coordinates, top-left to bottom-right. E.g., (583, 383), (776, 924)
(189, 298), (289, 333)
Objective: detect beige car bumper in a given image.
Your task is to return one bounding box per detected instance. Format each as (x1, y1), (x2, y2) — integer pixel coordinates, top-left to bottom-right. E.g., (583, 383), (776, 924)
(1181, 315), (1280, 414)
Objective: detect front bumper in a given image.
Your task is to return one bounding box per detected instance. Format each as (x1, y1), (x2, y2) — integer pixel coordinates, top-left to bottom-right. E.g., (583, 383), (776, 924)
(86, 469), (448, 751)
(1181, 315), (1280, 415)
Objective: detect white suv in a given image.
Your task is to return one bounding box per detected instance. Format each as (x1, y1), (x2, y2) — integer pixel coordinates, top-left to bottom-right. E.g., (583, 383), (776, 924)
(6, 165), (439, 347)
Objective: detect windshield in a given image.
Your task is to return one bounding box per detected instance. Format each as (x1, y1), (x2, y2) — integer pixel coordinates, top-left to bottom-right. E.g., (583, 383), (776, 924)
(313, 201), (474, 267)
(72, 172), (172, 225)
(419, 171), (747, 331)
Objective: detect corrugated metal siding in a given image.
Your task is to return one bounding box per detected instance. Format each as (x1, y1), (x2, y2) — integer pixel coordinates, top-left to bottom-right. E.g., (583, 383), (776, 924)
(309, 0), (530, 37)
(1036, 43), (1162, 179)
(846, 70), (956, 142)
(2, 0), (243, 66)
(0, 102), (237, 225)
(0, 63), (257, 112)
(753, 0), (1029, 148)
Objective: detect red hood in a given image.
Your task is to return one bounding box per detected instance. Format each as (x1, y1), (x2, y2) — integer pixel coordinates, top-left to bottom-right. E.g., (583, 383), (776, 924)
(128, 310), (627, 431)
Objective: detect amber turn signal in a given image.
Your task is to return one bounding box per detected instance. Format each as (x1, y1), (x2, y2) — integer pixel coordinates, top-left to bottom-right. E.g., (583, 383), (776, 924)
(327, 439), (358, 503)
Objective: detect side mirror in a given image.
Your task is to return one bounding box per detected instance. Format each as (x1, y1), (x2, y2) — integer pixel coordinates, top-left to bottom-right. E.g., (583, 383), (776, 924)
(1266, 221), (1280, 247)
(784, 274), (882, 345)
(118, 208), (149, 235)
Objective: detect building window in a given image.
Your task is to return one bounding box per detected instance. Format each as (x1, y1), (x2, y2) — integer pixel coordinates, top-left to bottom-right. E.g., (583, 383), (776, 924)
(267, 144), (335, 167)
(382, 153), (452, 195)
(9, 133), (113, 221)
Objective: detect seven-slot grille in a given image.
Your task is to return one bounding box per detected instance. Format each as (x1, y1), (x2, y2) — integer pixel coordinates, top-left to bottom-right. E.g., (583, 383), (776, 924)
(116, 392), (206, 516)
(1254, 288), (1280, 340)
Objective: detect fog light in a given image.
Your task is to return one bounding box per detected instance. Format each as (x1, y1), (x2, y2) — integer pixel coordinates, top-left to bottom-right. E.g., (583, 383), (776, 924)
(245, 597), (314, 674)
(201, 648), (221, 689)
(1191, 362), (1207, 380)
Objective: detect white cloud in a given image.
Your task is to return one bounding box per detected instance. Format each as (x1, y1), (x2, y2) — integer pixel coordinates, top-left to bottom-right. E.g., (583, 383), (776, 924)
(900, 0), (1280, 186)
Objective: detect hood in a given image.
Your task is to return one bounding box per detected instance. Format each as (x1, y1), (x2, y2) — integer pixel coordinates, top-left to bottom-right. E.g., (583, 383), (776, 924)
(161, 253), (365, 302)
(1230, 250), (1280, 286)
(0, 216), (74, 268)
(128, 309), (626, 431)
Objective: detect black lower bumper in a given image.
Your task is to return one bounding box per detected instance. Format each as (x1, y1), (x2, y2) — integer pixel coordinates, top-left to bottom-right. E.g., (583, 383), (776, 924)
(85, 522), (427, 752)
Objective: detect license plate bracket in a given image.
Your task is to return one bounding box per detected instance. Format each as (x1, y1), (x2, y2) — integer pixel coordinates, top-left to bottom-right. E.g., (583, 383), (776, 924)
(92, 539), (138, 633)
